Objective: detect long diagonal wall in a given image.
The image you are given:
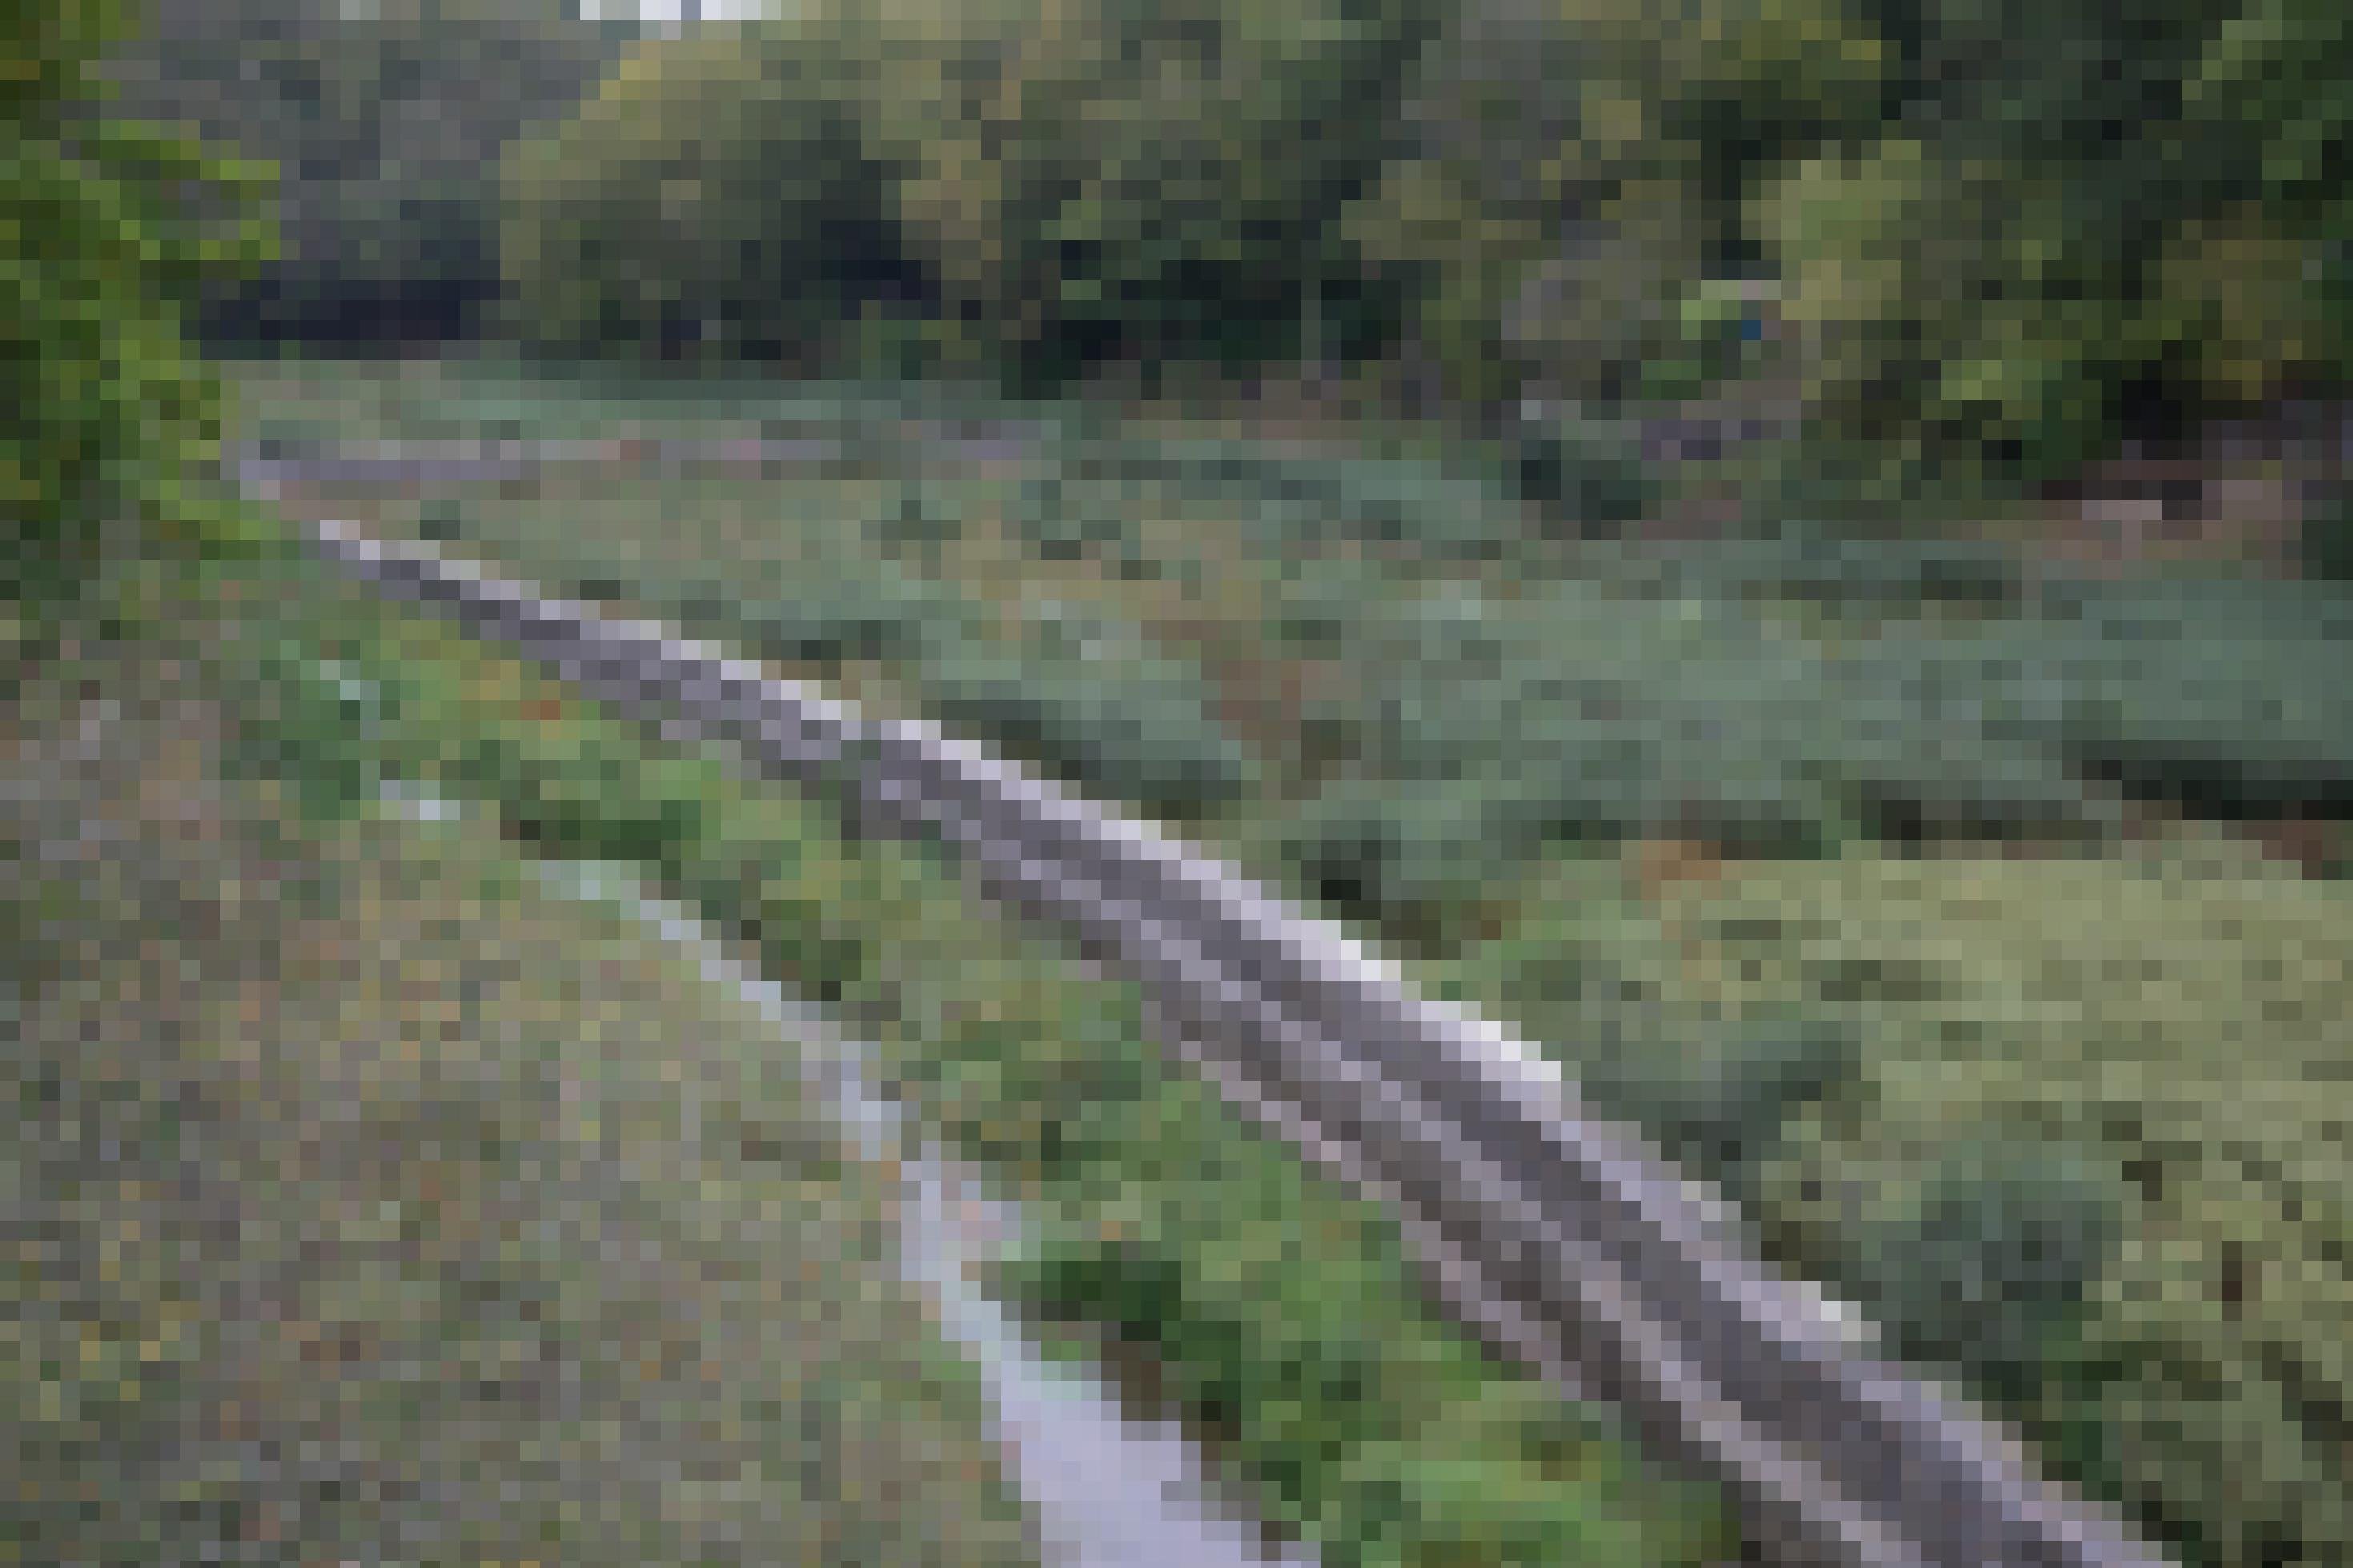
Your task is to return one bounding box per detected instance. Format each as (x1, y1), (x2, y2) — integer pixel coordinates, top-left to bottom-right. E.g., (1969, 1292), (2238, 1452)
(301, 515), (2176, 1568)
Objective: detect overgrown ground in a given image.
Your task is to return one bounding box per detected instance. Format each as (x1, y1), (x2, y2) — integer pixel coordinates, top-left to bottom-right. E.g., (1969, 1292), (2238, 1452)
(210, 352), (2353, 1568)
(2, 602), (1044, 1566)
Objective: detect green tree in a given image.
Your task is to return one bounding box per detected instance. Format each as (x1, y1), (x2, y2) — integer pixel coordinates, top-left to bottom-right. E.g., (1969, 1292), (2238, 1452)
(1346, 0), (2348, 510)
(1343, 0), (1884, 416)
(2167, 0), (2351, 406)
(887, 0), (1441, 394)
(7, 0), (275, 632)
(102, 0), (624, 351)
(1752, 0), (2353, 496)
(499, 12), (926, 370)
(500, 0), (1435, 391)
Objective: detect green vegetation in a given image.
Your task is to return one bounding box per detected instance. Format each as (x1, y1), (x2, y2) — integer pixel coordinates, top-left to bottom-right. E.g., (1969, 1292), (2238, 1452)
(101, 0), (627, 348)
(499, 17), (916, 370)
(6, 0), (274, 632)
(251, 369), (2283, 934)
(1456, 843), (2353, 1568)
(928, 611), (1263, 819)
(226, 356), (2353, 1564)
(29, 0), (2353, 1558)
(201, 540), (1740, 1568)
(1848, 1135), (2128, 1410)
(93, 0), (2351, 536)
(2, 623), (1041, 1568)
(492, 0), (1438, 391)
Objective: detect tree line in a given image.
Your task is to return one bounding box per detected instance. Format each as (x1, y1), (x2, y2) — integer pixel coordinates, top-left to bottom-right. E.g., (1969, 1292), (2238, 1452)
(27, 0), (2353, 611)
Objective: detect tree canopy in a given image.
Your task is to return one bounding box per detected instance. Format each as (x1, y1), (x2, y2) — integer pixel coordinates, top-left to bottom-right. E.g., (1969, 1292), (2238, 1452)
(102, 0), (626, 350)
(8, 0), (275, 626)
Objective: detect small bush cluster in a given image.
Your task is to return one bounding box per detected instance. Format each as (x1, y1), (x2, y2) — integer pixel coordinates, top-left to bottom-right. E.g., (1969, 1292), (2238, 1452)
(1838, 575), (2353, 823)
(1841, 1137), (2129, 1406)
(926, 608), (1259, 820)
(1260, 579), (2116, 940)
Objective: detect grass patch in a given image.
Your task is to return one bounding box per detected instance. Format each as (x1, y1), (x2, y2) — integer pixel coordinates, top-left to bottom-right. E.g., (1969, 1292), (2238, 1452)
(2, 613), (1040, 1568)
(1450, 838), (2353, 1568)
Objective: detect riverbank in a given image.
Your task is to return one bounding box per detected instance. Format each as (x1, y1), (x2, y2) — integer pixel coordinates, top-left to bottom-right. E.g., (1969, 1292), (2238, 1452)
(2, 621), (1040, 1566)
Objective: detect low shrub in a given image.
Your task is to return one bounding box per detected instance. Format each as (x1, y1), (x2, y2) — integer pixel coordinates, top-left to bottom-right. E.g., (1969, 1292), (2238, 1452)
(1262, 772), (1567, 940)
(2301, 480), (2353, 582)
(723, 574), (971, 668)
(924, 612), (1258, 820)
(1506, 423), (1658, 533)
(1842, 580), (2353, 822)
(1002, 474), (1145, 567)
(865, 479), (966, 560)
(1839, 1137), (2129, 1408)
(1572, 1014), (1869, 1205)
